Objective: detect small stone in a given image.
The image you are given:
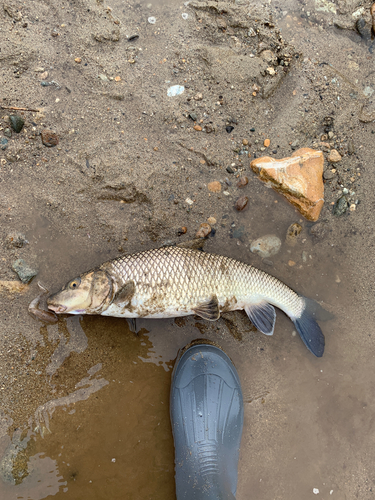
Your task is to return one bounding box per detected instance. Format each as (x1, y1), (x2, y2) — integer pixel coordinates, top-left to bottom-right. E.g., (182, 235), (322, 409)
(193, 125), (202, 131)
(288, 260), (296, 267)
(177, 226), (187, 236)
(99, 74), (109, 81)
(6, 232), (28, 248)
(9, 115), (25, 133)
(242, 139), (248, 146)
(195, 223), (211, 238)
(235, 196), (248, 211)
(226, 166), (235, 174)
(266, 67), (276, 76)
(348, 140), (355, 155)
(75, 57), (82, 63)
(309, 223), (326, 240)
(194, 93), (203, 101)
(323, 169), (335, 180)
(285, 223), (302, 246)
(328, 131), (334, 139)
(41, 129), (59, 147)
(189, 113), (197, 121)
(115, 76), (121, 82)
(208, 181), (221, 193)
(333, 196), (348, 216)
(205, 125), (213, 134)
(264, 138), (270, 147)
(185, 198), (194, 205)
(237, 176), (248, 188)
(349, 204), (356, 211)
(250, 235), (282, 259)
(1, 138), (8, 150)
(226, 126), (234, 133)
(328, 149), (342, 163)
(291, 139), (299, 150)
(148, 16), (156, 24)
(207, 217), (216, 225)
(302, 251), (308, 262)
(4, 128), (12, 138)
(251, 148), (324, 221)
(40, 71), (48, 79)
(12, 259), (38, 284)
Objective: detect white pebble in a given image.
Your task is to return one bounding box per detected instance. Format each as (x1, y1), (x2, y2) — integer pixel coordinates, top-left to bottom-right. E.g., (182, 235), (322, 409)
(185, 198), (194, 205)
(182, 13), (188, 19)
(313, 488), (319, 494)
(148, 16), (156, 24)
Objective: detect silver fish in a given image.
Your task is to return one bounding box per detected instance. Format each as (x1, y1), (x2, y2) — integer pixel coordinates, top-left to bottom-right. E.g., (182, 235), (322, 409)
(47, 246), (325, 357)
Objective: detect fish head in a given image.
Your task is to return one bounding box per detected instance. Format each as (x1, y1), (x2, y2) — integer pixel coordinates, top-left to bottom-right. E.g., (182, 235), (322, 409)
(47, 269), (113, 315)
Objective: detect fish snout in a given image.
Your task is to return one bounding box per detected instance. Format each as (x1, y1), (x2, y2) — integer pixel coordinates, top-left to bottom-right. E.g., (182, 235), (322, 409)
(47, 303), (67, 314)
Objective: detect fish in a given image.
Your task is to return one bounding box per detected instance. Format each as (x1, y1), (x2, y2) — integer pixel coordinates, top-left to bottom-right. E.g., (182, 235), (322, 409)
(47, 246), (326, 357)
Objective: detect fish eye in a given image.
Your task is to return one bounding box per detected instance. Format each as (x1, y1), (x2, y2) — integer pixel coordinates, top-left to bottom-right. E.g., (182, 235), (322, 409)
(69, 277), (81, 290)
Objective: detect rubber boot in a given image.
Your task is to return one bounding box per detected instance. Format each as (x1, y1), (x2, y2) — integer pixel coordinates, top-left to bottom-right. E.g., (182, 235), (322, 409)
(170, 340), (244, 500)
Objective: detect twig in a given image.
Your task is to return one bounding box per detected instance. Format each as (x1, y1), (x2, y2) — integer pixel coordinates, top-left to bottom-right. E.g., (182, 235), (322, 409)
(0, 105), (40, 112)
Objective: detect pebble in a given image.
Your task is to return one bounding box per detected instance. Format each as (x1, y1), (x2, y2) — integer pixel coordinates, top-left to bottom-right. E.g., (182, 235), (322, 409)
(182, 13), (188, 20)
(128, 34), (139, 42)
(189, 113), (197, 121)
(195, 223), (211, 238)
(9, 115), (24, 133)
(350, 204), (356, 211)
(148, 16), (156, 24)
(302, 251), (308, 262)
(207, 217), (216, 225)
(12, 259), (38, 284)
(75, 57), (82, 63)
(167, 85), (184, 97)
(194, 93), (203, 101)
(1, 138), (8, 150)
(242, 139), (248, 146)
(208, 181), (221, 193)
(99, 74), (109, 81)
(309, 223), (326, 240)
(177, 226), (187, 236)
(234, 196), (248, 211)
(237, 176), (248, 188)
(4, 128), (12, 138)
(40, 71), (49, 79)
(226, 126), (234, 133)
(333, 195), (348, 216)
(264, 138), (270, 147)
(291, 139), (299, 150)
(250, 235), (281, 259)
(285, 223), (302, 246)
(5, 232), (28, 248)
(328, 149), (342, 163)
(288, 260), (296, 267)
(41, 129), (59, 147)
(193, 125), (202, 131)
(323, 169), (336, 180)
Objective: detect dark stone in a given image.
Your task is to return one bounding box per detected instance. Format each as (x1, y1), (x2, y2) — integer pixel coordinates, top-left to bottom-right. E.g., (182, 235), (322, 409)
(323, 169), (335, 180)
(4, 128), (12, 138)
(12, 259), (38, 284)
(250, 128), (255, 132)
(226, 126), (234, 133)
(128, 34), (139, 41)
(226, 166), (235, 174)
(322, 116), (333, 133)
(189, 113), (197, 121)
(1, 138), (8, 150)
(333, 196), (348, 216)
(9, 115), (24, 133)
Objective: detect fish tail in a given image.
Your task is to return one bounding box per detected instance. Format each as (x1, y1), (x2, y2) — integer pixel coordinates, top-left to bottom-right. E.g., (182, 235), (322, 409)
(292, 297), (327, 357)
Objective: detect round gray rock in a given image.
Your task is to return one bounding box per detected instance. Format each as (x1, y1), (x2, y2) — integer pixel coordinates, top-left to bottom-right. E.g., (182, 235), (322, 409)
(250, 234), (282, 258)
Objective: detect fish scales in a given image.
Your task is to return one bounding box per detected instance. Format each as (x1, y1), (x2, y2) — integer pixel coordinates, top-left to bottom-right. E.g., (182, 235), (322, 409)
(47, 246), (326, 357)
(100, 247), (303, 319)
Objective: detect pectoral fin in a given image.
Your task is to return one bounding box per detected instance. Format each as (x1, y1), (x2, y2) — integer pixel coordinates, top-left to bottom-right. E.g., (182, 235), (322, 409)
(244, 302), (276, 335)
(193, 295), (220, 321)
(113, 281), (136, 304)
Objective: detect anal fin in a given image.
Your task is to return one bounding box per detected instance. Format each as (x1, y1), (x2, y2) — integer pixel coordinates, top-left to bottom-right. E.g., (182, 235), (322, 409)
(193, 295), (220, 321)
(244, 302), (276, 335)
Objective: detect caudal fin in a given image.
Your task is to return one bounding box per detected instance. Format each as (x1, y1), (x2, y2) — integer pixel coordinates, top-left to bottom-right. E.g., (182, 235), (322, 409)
(293, 298), (326, 357)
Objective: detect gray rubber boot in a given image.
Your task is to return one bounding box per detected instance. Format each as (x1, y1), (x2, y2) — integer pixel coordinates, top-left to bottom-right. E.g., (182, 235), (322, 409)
(170, 341), (244, 500)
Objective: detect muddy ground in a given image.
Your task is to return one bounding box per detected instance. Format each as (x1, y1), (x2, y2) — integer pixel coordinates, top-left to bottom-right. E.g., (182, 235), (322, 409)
(0, 0), (375, 498)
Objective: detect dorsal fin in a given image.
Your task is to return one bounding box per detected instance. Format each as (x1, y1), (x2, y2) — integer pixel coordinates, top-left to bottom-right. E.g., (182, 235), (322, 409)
(193, 295), (220, 321)
(244, 302), (276, 335)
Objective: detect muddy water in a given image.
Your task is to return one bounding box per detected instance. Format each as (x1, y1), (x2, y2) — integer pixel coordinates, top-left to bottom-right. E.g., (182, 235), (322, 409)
(0, 183), (346, 500)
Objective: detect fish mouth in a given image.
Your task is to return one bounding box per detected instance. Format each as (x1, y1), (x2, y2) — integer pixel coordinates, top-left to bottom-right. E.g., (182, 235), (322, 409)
(47, 304), (67, 314)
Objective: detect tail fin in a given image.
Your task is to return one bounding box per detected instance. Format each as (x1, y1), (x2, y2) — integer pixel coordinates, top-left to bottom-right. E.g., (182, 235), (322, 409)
(292, 298), (327, 357)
